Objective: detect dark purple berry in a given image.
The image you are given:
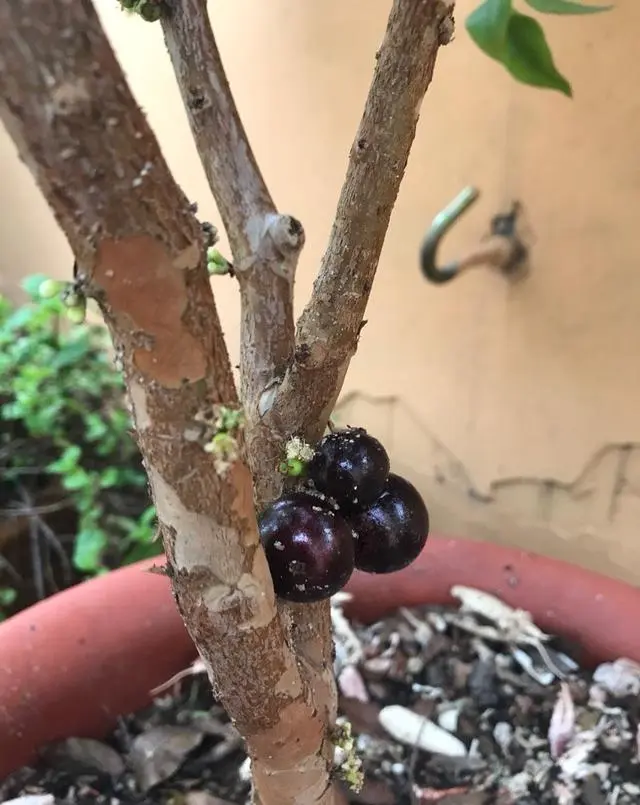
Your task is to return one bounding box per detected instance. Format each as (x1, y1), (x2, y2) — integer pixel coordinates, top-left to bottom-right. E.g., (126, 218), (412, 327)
(307, 427), (390, 510)
(348, 473), (429, 574)
(259, 491), (355, 603)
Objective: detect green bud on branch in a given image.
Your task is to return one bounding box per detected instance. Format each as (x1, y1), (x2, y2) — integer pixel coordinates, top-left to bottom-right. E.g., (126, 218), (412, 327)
(38, 278), (63, 300)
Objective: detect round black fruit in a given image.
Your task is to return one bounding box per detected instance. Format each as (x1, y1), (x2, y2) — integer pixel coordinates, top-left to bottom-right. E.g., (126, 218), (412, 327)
(307, 427), (390, 510)
(348, 473), (429, 574)
(259, 491), (355, 603)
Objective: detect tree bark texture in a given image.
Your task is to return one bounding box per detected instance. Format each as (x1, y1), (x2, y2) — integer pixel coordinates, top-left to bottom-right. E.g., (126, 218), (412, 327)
(0, 0), (454, 803)
(0, 3), (335, 803)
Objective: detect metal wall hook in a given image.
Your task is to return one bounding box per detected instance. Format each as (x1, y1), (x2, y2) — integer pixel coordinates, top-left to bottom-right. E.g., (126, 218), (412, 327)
(420, 187), (527, 285)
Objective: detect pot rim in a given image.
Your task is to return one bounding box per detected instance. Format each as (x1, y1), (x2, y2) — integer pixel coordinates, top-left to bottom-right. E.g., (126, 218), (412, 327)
(0, 534), (638, 780)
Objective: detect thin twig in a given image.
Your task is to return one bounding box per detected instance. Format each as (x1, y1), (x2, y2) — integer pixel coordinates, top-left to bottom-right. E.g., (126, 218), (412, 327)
(271, 0), (455, 440)
(27, 511), (45, 600)
(162, 0), (273, 257)
(0, 556), (22, 585)
(35, 514), (73, 585)
(16, 485), (48, 599)
(2, 499), (72, 517)
(162, 0), (305, 505)
(16, 485), (72, 597)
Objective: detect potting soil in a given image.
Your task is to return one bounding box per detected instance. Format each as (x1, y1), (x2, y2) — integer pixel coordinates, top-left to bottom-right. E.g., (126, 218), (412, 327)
(2, 589), (639, 805)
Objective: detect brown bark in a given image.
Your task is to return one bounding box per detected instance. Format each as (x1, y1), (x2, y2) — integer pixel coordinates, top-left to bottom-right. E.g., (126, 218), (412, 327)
(158, 12), (340, 794)
(270, 0), (455, 438)
(0, 0), (454, 802)
(160, 0), (302, 507)
(0, 3), (334, 804)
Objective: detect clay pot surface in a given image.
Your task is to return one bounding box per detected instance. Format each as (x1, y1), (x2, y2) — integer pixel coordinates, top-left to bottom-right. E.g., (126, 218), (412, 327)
(1, 535), (638, 780)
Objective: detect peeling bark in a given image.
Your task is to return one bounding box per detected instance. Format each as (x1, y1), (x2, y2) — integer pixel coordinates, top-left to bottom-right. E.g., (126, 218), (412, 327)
(0, 0), (453, 802)
(161, 0), (303, 507)
(0, 3), (335, 803)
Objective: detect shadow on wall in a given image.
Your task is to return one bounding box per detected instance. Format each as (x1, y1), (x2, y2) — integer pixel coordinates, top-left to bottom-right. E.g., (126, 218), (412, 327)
(334, 392), (640, 588)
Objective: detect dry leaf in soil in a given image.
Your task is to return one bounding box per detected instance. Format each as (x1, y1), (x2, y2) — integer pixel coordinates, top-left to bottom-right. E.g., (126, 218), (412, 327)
(548, 682), (576, 759)
(182, 793), (236, 805)
(42, 736), (125, 777)
(128, 724), (205, 791)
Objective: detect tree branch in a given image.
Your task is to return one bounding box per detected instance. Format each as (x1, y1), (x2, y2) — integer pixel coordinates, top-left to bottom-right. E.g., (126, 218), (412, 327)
(267, 0), (455, 776)
(160, 8), (341, 799)
(1, 0), (454, 802)
(162, 0), (273, 257)
(0, 2), (337, 803)
(271, 0), (455, 439)
(161, 0), (304, 505)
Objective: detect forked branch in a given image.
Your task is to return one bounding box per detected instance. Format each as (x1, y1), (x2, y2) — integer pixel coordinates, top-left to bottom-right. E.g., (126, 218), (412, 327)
(0, 0), (455, 802)
(162, 0), (304, 506)
(160, 9), (456, 788)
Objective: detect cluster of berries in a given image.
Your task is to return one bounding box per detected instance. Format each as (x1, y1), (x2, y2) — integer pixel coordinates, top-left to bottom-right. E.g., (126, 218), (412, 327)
(38, 278), (87, 324)
(259, 427), (430, 603)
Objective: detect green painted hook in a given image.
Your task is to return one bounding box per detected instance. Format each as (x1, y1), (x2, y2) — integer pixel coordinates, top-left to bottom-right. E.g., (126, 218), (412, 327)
(420, 186), (480, 284)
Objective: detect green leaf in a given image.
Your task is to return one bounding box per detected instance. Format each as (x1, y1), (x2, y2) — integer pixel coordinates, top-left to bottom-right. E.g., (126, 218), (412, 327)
(1, 402), (23, 421)
(51, 338), (92, 370)
(524, 0), (611, 13)
(85, 413), (109, 442)
(100, 467), (121, 488)
(73, 527), (108, 572)
(48, 444), (82, 474)
(505, 11), (572, 95)
(61, 469), (92, 491)
(140, 505), (157, 528)
(0, 587), (17, 607)
(466, 0), (513, 59)
(0, 295), (11, 323)
(4, 306), (37, 332)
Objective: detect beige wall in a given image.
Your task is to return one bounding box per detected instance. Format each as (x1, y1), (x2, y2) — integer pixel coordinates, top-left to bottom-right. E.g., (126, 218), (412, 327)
(2, 1), (639, 584)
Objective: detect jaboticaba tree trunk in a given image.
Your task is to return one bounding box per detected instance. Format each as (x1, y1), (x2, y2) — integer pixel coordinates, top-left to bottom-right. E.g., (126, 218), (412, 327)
(0, 2), (342, 803)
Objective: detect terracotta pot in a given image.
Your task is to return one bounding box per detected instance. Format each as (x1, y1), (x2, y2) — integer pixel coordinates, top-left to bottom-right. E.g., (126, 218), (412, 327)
(1, 535), (639, 780)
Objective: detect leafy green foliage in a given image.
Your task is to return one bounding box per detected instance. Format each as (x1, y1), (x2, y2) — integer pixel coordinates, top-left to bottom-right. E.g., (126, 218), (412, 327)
(523, 0), (611, 13)
(0, 277), (159, 616)
(504, 11), (573, 95)
(0, 588), (17, 622)
(466, 0), (612, 96)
